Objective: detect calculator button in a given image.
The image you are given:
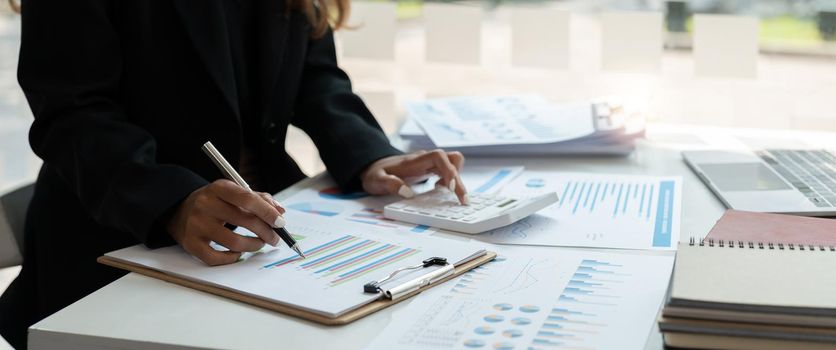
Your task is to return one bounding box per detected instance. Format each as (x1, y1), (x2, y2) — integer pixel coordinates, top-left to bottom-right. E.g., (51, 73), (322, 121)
(464, 209), (475, 215)
(462, 217), (475, 222)
(451, 215), (463, 220)
(434, 214), (448, 218)
(403, 207), (416, 212)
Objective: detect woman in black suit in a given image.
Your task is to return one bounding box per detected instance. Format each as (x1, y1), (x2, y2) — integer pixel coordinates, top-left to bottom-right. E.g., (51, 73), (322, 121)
(0, 1), (469, 348)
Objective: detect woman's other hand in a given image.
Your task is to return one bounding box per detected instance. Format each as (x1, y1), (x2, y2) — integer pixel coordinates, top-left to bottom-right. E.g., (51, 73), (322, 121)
(360, 150), (468, 204)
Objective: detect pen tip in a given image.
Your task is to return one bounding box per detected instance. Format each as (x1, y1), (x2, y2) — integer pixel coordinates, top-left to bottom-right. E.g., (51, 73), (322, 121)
(293, 246), (306, 259)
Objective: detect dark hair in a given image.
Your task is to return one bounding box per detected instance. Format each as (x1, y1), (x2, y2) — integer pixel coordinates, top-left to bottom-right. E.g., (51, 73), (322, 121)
(5, 0), (347, 38)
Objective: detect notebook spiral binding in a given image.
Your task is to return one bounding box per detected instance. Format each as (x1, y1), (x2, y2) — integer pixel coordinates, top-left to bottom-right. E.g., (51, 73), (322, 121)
(688, 236), (836, 251)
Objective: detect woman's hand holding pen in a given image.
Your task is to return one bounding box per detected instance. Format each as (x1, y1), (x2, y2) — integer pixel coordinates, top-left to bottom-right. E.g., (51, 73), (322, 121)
(360, 149), (469, 205)
(167, 180), (287, 266)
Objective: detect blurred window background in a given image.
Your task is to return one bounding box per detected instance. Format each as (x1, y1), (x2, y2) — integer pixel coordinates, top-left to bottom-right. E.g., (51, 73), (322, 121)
(2, 1), (836, 189)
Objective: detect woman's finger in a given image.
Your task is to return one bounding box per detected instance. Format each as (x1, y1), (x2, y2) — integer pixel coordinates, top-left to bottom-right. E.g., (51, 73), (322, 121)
(181, 235), (242, 266)
(418, 150), (467, 204)
(362, 168), (414, 198)
(211, 180), (284, 228)
(258, 192), (286, 214)
(205, 224), (266, 253)
(447, 151), (465, 171)
(206, 200), (280, 246)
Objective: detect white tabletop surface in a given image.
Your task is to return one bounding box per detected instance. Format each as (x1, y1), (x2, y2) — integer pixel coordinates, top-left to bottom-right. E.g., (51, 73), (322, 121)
(27, 124), (836, 350)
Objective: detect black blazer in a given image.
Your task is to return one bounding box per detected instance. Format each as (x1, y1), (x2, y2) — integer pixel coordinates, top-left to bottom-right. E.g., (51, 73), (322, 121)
(0, 1), (399, 347)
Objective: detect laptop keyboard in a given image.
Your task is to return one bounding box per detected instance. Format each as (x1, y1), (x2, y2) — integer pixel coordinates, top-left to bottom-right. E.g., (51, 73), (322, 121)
(756, 149), (836, 208)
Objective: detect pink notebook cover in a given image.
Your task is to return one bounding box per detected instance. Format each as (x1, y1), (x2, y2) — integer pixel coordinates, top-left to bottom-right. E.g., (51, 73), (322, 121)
(706, 210), (836, 245)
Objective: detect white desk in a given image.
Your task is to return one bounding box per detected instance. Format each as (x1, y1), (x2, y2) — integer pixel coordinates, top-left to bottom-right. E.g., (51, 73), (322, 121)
(28, 124), (836, 350)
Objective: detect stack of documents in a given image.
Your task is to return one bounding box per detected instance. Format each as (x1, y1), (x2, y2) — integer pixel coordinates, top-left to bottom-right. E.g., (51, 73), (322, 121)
(399, 95), (646, 156)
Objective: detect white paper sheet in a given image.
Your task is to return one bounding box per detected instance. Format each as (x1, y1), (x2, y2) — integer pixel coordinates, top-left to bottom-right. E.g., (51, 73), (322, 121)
(693, 15), (759, 78)
(407, 95), (596, 148)
(366, 247), (674, 350)
(339, 2), (397, 60)
(281, 167), (523, 235)
(475, 172), (682, 250)
(601, 12), (663, 72)
(424, 3), (482, 64)
(510, 8), (569, 69)
(106, 218), (487, 317)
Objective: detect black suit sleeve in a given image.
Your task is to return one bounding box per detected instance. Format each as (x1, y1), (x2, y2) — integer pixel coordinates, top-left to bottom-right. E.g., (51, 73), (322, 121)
(19, 0), (207, 247)
(292, 29), (402, 191)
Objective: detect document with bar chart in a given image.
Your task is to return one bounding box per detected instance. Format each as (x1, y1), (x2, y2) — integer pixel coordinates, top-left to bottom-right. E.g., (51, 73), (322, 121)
(478, 171), (682, 250)
(366, 248), (674, 350)
(104, 217), (487, 317)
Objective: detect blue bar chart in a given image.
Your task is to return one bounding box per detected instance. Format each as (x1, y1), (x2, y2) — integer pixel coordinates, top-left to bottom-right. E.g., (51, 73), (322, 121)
(262, 234), (421, 286)
(482, 172), (682, 251)
(526, 255), (673, 350)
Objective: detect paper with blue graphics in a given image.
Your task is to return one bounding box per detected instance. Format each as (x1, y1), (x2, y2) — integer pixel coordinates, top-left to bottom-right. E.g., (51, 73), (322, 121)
(476, 172), (682, 251)
(407, 95), (596, 148)
(366, 247), (675, 350)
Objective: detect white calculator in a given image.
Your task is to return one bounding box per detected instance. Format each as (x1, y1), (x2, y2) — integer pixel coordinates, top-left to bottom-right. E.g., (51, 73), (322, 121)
(383, 189), (558, 234)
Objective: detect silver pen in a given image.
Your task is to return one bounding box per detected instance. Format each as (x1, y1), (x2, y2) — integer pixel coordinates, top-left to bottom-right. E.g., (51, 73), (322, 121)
(201, 141), (306, 259)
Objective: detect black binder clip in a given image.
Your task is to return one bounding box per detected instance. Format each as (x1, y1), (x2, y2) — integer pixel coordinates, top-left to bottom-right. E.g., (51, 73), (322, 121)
(364, 257), (450, 295)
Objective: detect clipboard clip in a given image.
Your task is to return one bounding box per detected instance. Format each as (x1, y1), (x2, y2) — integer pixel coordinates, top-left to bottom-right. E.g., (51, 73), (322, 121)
(364, 257), (455, 300)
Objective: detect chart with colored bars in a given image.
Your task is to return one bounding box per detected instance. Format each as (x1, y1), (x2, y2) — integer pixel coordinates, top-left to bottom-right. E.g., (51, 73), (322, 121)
(366, 250), (674, 350)
(481, 172), (682, 251)
(529, 256), (674, 350)
(261, 234), (420, 286)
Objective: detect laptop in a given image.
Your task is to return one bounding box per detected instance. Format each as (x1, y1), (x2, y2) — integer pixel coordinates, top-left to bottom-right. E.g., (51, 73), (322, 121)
(682, 149), (836, 216)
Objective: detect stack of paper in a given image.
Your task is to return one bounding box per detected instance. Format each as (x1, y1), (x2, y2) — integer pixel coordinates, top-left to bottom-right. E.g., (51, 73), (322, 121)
(399, 95), (646, 156)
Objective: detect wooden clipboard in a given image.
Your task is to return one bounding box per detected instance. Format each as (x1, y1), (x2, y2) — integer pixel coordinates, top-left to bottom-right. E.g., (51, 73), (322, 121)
(97, 251), (496, 325)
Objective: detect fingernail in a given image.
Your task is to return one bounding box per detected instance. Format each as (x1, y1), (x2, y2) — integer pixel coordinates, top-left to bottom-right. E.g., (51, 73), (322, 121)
(463, 194), (470, 206)
(271, 233), (280, 247)
(449, 179), (457, 193)
(272, 199), (283, 209)
(398, 185), (415, 198)
(273, 215), (286, 228)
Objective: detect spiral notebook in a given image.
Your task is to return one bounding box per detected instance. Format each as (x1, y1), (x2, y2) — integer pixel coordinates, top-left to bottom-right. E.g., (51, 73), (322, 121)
(667, 238), (836, 324)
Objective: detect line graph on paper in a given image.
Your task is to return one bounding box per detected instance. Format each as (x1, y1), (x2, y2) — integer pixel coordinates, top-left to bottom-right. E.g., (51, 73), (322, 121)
(492, 258), (556, 296)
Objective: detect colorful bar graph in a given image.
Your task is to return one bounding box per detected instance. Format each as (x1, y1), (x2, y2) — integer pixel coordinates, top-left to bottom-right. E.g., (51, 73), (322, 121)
(315, 244), (396, 274)
(299, 239), (376, 269)
(330, 247), (420, 285)
(261, 234), (422, 286)
(262, 235), (356, 269)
